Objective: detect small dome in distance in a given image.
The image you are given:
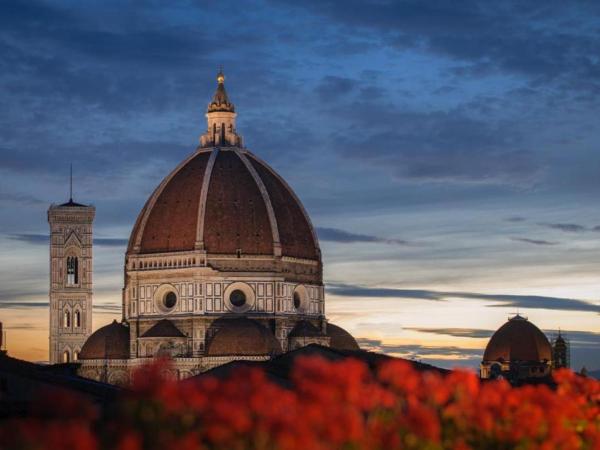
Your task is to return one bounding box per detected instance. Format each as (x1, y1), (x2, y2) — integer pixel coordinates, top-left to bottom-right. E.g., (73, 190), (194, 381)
(483, 315), (551, 362)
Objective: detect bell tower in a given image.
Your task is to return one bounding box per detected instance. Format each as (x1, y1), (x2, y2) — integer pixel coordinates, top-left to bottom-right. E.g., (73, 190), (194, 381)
(552, 330), (570, 369)
(48, 177), (95, 364)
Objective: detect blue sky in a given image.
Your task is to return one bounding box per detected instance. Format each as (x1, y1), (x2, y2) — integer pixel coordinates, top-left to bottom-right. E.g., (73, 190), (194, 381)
(0, 0), (599, 371)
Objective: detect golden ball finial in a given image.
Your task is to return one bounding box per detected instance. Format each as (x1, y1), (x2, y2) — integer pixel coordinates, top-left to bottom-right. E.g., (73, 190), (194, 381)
(217, 69), (225, 84)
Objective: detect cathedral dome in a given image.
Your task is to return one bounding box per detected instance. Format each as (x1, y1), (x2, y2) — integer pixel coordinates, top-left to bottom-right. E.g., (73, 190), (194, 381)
(326, 323), (360, 351)
(127, 147), (319, 261)
(483, 315), (551, 362)
(206, 318), (282, 356)
(79, 320), (129, 360)
(127, 72), (320, 263)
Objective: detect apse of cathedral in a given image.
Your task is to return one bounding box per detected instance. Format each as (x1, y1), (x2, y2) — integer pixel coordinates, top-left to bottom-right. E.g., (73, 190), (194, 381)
(49, 72), (358, 385)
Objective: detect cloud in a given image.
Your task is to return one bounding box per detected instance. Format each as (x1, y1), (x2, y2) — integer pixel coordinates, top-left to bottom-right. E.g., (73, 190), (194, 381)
(539, 223), (587, 233)
(406, 327), (600, 347)
(8, 234), (128, 247)
(316, 227), (407, 245)
(511, 237), (558, 246)
(333, 106), (541, 186)
(8, 234), (47, 244)
(93, 303), (121, 312)
(406, 327), (494, 339)
(0, 301), (47, 309)
(2, 322), (41, 330)
(357, 331), (600, 370)
(327, 283), (441, 300)
(316, 76), (357, 101)
(327, 283), (600, 313)
(506, 216), (526, 222)
(0, 189), (45, 206)
(356, 338), (483, 364)
(281, 1), (600, 95)
(93, 238), (129, 247)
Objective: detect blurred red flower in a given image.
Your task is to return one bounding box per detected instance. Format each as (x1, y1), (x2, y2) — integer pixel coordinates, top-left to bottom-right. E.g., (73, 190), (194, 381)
(0, 356), (598, 450)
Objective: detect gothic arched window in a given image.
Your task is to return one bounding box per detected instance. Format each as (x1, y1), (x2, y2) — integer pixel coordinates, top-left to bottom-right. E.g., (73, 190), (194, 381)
(73, 351), (79, 361)
(63, 350), (70, 363)
(74, 310), (81, 328)
(66, 256), (78, 285)
(63, 310), (71, 328)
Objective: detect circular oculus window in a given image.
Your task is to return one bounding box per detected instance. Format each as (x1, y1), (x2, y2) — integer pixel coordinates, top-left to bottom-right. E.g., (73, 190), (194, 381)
(230, 289), (246, 307)
(163, 291), (177, 309)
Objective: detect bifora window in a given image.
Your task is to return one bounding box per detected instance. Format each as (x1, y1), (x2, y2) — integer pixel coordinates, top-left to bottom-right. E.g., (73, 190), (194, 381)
(230, 289), (246, 307)
(164, 291), (177, 309)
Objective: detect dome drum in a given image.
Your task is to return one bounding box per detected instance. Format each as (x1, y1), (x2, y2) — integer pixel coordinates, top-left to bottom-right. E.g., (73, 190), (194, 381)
(124, 279), (324, 322)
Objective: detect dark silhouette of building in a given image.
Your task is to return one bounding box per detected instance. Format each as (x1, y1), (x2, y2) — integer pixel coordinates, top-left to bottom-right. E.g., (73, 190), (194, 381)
(552, 330), (570, 369)
(480, 315), (553, 383)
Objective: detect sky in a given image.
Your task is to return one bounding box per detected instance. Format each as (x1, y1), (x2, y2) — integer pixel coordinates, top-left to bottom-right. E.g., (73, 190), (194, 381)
(0, 0), (599, 372)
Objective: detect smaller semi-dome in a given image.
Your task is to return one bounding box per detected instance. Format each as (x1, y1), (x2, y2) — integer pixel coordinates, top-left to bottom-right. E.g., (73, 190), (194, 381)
(483, 315), (551, 362)
(79, 320), (129, 360)
(206, 318), (282, 357)
(326, 323), (360, 351)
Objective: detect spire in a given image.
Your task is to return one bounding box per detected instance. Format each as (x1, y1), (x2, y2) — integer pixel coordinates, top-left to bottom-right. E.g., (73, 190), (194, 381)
(59, 164), (87, 207)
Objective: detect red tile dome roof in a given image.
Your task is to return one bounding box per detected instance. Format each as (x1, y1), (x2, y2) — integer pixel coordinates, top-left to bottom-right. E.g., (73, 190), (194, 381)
(127, 147), (320, 261)
(206, 318), (282, 356)
(483, 315), (551, 362)
(326, 323), (360, 351)
(79, 320), (129, 360)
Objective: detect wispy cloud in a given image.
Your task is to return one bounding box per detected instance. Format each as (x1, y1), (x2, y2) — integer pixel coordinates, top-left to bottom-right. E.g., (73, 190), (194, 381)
(316, 227), (408, 245)
(0, 301), (48, 309)
(511, 237), (558, 246)
(539, 223), (587, 233)
(356, 338), (482, 361)
(406, 327), (494, 339)
(93, 304), (121, 312)
(327, 283), (600, 313)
